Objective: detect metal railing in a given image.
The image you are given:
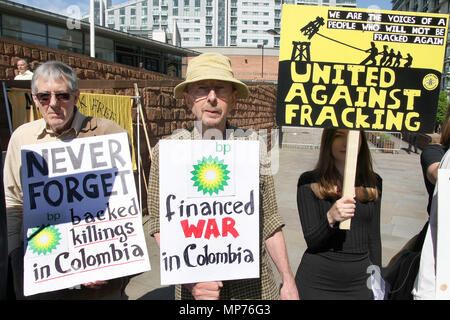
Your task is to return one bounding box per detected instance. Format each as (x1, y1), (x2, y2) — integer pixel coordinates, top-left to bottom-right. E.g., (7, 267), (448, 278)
(366, 131), (403, 154)
(281, 127), (323, 149)
(280, 127), (403, 154)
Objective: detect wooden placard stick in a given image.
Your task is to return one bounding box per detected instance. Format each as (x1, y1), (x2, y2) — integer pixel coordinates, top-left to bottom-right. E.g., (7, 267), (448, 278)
(139, 156), (148, 194)
(339, 130), (360, 230)
(134, 83), (153, 162)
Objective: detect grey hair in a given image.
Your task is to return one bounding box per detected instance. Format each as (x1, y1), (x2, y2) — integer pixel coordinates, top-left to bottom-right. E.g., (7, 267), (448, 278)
(17, 58), (28, 65)
(31, 61), (78, 94)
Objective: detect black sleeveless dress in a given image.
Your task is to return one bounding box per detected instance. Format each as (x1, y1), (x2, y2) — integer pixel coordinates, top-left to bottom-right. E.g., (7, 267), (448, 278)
(295, 171), (382, 300)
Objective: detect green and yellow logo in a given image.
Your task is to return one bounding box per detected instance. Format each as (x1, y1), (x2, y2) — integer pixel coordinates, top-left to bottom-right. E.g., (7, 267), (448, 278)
(28, 225), (62, 255)
(191, 156), (230, 195)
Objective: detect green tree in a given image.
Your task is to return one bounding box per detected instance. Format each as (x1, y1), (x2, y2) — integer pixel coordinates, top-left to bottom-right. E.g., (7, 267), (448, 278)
(436, 91), (448, 129)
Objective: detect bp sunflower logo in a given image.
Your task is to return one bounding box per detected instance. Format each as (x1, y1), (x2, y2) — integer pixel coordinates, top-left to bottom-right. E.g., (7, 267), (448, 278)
(191, 156), (230, 195)
(28, 225), (62, 255)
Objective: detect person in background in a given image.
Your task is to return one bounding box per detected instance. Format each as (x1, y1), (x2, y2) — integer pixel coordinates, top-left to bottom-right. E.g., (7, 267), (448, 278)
(409, 116), (450, 276)
(295, 129), (382, 299)
(14, 59), (33, 80)
(413, 145), (450, 299)
(420, 117), (450, 216)
(407, 132), (419, 154)
(381, 119), (450, 300)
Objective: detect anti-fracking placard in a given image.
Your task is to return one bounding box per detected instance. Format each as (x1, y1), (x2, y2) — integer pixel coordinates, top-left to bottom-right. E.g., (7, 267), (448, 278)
(21, 132), (150, 296)
(159, 140), (260, 285)
(276, 5), (449, 133)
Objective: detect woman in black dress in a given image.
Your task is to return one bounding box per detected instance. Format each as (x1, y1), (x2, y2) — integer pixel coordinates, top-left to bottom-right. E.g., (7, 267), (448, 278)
(295, 129), (382, 300)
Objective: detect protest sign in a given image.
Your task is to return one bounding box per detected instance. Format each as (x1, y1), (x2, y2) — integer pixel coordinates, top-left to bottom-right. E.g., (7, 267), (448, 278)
(436, 169), (450, 299)
(4, 90), (136, 170)
(71, 93), (137, 170)
(276, 5), (448, 133)
(276, 5), (448, 229)
(159, 140), (260, 285)
(6, 88), (39, 130)
(21, 132), (150, 296)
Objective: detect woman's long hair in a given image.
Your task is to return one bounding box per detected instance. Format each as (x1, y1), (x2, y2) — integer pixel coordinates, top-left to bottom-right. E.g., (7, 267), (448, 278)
(311, 129), (379, 202)
(441, 116), (450, 148)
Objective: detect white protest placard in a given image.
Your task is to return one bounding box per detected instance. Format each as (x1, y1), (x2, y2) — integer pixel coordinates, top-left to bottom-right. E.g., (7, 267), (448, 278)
(21, 132), (150, 296)
(436, 168), (450, 299)
(159, 140), (260, 285)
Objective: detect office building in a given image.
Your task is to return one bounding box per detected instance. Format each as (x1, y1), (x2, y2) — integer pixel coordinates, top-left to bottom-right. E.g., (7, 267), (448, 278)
(0, 1), (198, 76)
(87, 0), (355, 81)
(94, 0), (356, 49)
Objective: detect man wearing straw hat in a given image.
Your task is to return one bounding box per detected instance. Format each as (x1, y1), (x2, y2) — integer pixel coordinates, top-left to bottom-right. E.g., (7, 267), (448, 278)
(147, 52), (298, 300)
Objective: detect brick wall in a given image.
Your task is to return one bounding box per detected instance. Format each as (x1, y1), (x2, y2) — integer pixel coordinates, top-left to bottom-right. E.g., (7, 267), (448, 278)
(0, 36), (173, 81)
(77, 82), (277, 215)
(228, 55), (279, 82)
(0, 36), (278, 215)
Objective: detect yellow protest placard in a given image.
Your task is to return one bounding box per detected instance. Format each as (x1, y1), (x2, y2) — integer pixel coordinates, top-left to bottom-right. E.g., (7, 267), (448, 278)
(5, 90), (136, 170)
(276, 5), (449, 133)
(77, 93), (136, 170)
(7, 88), (40, 130)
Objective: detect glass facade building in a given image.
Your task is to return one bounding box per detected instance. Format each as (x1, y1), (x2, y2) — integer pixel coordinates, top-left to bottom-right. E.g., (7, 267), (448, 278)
(96, 0), (356, 49)
(0, 1), (198, 77)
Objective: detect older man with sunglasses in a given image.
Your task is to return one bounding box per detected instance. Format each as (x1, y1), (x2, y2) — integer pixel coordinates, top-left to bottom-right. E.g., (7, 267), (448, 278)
(3, 61), (128, 299)
(147, 52), (298, 300)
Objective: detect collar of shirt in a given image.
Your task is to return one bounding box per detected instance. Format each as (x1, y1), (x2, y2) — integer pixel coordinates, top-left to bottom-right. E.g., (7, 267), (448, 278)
(191, 121), (249, 140)
(35, 107), (87, 140)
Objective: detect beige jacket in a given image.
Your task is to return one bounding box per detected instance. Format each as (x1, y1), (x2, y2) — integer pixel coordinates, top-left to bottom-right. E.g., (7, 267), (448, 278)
(3, 108), (125, 254)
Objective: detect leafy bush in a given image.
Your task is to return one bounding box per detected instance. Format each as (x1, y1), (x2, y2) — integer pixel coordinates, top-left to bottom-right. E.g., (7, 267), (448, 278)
(436, 91), (448, 126)
(380, 133), (391, 142)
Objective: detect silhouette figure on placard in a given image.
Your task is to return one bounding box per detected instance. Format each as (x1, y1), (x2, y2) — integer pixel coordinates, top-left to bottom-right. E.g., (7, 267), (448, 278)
(300, 16), (325, 40)
(393, 51), (403, 68)
(360, 42), (378, 66)
(296, 17), (417, 70)
(404, 53), (413, 68)
(384, 49), (396, 66)
(379, 45), (389, 66)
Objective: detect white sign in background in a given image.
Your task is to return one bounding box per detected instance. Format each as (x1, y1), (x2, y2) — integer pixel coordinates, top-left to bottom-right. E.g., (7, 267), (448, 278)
(436, 169), (450, 300)
(21, 132), (150, 296)
(159, 140), (260, 285)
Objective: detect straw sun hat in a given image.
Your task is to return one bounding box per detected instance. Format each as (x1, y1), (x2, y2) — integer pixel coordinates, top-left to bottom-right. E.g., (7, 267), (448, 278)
(174, 52), (249, 99)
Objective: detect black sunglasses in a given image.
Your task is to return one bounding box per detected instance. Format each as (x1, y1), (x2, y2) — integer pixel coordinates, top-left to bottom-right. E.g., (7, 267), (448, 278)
(35, 92), (72, 104)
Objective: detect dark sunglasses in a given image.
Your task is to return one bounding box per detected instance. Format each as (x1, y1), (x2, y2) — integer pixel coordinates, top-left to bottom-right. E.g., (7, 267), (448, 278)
(35, 92), (72, 104)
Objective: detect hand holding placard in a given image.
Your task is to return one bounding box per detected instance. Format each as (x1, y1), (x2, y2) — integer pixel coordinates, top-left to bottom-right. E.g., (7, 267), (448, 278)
(340, 130), (360, 230)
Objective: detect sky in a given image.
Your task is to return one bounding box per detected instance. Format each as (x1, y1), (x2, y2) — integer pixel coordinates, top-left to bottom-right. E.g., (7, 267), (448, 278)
(12, 0), (394, 17)
(12, 0), (126, 17)
(357, 0), (393, 10)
